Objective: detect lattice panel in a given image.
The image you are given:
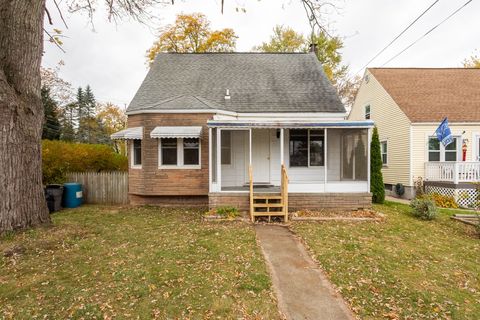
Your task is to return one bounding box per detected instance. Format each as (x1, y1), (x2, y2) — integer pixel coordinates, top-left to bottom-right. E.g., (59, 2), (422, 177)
(425, 185), (479, 208)
(456, 189), (479, 208)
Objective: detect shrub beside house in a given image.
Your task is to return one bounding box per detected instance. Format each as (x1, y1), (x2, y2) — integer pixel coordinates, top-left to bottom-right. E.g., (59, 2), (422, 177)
(42, 139), (127, 184)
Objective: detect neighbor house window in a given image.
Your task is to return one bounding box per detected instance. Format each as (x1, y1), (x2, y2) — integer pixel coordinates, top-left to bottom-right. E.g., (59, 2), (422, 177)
(428, 137), (440, 162)
(132, 140), (142, 168)
(444, 138), (457, 161)
(365, 105), (371, 119)
(428, 136), (459, 162)
(159, 138), (200, 168)
(381, 141), (388, 165)
(289, 129), (324, 167)
(221, 130), (232, 165)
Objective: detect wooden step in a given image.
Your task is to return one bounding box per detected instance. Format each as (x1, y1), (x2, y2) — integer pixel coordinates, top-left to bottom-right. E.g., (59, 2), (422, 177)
(252, 212), (287, 216)
(253, 195), (282, 200)
(253, 203), (284, 208)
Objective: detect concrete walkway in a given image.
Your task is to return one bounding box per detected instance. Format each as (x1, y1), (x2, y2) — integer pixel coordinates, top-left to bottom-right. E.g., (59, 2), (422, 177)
(255, 225), (354, 320)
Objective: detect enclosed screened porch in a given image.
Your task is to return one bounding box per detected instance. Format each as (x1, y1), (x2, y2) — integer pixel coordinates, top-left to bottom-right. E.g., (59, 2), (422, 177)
(208, 123), (372, 193)
(207, 120), (374, 221)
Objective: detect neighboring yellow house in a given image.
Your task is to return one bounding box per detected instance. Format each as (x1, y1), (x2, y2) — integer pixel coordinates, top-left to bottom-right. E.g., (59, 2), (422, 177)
(350, 68), (480, 205)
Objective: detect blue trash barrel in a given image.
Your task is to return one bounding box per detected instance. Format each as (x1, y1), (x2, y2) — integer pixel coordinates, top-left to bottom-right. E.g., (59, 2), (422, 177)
(62, 183), (83, 208)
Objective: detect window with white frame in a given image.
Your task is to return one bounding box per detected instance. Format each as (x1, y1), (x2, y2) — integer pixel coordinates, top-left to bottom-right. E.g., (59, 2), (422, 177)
(159, 138), (200, 168)
(380, 141), (388, 165)
(428, 136), (459, 162)
(131, 140), (142, 168)
(365, 105), (371, 119)
(183, 138), (200, 165)
(221, 130), (232, 165)
(289, 129), (324, 167)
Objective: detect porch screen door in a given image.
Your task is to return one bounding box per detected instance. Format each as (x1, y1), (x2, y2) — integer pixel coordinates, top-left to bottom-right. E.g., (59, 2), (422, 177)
(251, 129), (271, 183)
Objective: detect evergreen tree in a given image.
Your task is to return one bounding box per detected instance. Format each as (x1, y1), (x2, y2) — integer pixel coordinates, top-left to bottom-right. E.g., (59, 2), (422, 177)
(41, 86), (61, 140)
(370, 127), (385, 203)
(84, 85), (96, 117)
(59, 102), (77, 142)
(77, 85), (97, 143)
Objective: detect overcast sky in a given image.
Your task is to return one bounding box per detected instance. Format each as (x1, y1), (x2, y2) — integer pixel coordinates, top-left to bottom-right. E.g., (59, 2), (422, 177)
(43, 0), (480, 107)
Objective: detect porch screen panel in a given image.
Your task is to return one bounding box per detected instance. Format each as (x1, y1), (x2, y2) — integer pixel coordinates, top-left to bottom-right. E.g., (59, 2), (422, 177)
(341, 129), (368, 181)
(212, 129), (217, 183)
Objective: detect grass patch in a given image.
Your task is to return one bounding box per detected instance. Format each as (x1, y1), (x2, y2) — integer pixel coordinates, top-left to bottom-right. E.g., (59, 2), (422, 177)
(0, 206), (278, 319)
(292, 201), (480, 319)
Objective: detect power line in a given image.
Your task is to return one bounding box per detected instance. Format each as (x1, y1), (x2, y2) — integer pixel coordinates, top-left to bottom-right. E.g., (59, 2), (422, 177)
(381, 0), (475, 66)
(354, 0), (441, 75)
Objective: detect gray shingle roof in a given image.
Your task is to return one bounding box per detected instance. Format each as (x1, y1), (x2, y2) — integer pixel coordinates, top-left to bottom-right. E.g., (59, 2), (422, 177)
(127, 53), (345, 114)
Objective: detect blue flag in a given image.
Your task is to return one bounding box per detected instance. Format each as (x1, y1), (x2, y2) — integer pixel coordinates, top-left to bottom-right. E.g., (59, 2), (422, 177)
(435, 118), (453, 147)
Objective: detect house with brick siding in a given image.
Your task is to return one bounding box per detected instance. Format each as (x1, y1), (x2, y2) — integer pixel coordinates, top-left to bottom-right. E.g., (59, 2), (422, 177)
(112, 50), (374, 221)
(349, 68), (480, 206)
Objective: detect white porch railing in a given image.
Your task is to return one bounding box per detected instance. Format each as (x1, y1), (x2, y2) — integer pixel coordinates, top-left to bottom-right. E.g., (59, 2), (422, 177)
(425, 162), (480, 183)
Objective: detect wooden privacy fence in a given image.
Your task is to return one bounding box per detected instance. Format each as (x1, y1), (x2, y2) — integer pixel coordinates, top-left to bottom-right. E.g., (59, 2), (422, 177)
(66, 171), (128, 205)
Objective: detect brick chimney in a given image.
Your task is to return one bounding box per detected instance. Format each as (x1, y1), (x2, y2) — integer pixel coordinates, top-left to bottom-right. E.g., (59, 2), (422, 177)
(309, 43), (318, 54)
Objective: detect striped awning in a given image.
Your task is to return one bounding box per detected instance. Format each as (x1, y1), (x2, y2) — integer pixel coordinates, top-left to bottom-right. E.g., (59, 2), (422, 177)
(150, 126), (202, 139)
(111, 127), (143, 140)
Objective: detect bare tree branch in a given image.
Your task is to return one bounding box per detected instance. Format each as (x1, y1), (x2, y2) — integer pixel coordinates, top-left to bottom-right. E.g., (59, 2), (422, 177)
(301, 0), (337, 40)
(45, 7), (53, 25)
(53, 0), (69, 29)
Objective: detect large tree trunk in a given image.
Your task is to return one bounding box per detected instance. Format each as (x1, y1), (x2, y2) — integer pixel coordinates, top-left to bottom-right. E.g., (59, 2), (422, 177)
(0, 0), (50, 233)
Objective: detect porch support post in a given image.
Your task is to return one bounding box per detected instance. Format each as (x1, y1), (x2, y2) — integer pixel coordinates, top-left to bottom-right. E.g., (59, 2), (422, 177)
(367, 128), (372, 193)
(249, 128), (252, 165)
(280, 128), (284, 165)
(217, 128), (222, 191)
(324, 128), (328, 190)
(208, 127), (212, 193)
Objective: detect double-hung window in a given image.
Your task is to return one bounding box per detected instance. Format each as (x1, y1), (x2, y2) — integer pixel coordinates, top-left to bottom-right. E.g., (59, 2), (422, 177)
(365, 105), (371, 120)
(161, 139), (177, 165)
(131, 140), (142, 168)
(159, 138), (200, 168)
(380, 141), (388, 166)
(428, 136), (459, 162)
(289, 129), (325, 167)
(183, 138), (200, 165)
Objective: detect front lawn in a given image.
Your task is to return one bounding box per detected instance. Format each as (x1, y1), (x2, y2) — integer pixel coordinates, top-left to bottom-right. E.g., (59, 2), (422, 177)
(0, 206), (278, 319)
(292, 201), (480, 319)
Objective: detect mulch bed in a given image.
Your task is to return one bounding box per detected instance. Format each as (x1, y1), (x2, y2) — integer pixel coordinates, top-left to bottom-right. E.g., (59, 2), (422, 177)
(290, 209), (384, 222)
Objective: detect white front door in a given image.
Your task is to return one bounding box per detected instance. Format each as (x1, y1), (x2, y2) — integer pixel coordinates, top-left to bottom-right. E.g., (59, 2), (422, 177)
(250, 129), (270, 183)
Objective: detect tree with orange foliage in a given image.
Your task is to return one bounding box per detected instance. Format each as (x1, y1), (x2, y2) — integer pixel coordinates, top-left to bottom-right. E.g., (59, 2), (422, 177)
(96, 102), (128, 153)
(146, 13), (237, 64)
(463, 51), (480, 68)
